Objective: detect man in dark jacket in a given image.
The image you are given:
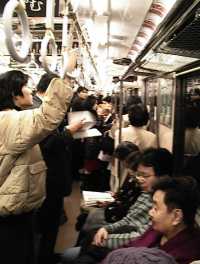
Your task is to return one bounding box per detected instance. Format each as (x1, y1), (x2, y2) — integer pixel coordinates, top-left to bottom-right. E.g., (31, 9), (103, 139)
(70, 86), (88, 111)
(33, 73), (83, 264)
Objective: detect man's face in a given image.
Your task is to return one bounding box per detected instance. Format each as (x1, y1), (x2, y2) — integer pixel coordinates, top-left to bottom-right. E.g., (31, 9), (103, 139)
(13, 85), (33, 109)
(149, 190), (182, 234)
(79, 90), (88, 99)
(135, 164), (156, 192)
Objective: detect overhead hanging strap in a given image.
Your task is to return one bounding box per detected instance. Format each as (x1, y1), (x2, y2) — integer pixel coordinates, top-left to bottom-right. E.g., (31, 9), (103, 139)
(26, 52), (39, 70)
(3, 0), (32, 63)
(40, 0), (58, 74)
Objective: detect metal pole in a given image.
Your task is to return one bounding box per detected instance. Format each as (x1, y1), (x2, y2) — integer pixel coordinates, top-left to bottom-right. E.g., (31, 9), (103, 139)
(118, 80), (124, 144)
(117, 79), (124, 187)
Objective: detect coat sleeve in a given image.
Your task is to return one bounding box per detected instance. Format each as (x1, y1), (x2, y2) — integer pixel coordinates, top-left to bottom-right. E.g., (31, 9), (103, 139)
(102, 193), (152, 249)
(6, 78), (73, 153)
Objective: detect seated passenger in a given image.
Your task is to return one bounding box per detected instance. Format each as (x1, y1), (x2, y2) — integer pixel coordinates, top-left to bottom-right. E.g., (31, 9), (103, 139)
(82, 143), (141, 231)
(93, 148), (173, 249)
(75, 142), (140, 244)
(61, 148), (173, 263)
(102, 247), (177, 264)
(102, 176), (200, 264)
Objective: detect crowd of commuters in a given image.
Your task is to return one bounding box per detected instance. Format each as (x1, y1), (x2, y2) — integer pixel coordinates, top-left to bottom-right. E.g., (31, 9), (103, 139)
(0, 69), (200, 264)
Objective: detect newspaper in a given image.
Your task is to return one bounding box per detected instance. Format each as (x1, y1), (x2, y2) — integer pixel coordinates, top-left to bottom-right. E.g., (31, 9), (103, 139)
(82, 191), (115, 206)
(68, 111), (101, 138)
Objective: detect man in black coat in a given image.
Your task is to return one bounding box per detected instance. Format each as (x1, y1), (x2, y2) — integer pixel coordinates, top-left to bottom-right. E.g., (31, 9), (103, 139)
(70, 86), (88, 111)
(32, 73), (83, 264)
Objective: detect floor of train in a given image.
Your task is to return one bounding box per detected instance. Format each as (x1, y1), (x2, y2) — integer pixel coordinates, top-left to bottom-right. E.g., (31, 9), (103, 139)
(55, 181), (81, 253)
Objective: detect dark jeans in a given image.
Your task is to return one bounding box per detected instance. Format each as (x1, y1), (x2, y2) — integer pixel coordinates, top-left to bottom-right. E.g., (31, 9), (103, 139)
(0, 211), (36, 264)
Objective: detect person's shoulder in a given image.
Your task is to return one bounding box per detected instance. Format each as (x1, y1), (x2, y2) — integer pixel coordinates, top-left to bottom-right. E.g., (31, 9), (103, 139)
(122, 126), (133, 132)
(136, 192), (152, 201)
(143, 129), (156, 137)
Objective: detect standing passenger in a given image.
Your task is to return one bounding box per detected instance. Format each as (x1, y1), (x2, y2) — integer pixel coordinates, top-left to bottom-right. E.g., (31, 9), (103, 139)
(70, 86), (88, 112)
(33, 73), (83, 264)
(115, 104), (157, 149)
(0, 70), (73, 264)
(112, 104), (157, 191)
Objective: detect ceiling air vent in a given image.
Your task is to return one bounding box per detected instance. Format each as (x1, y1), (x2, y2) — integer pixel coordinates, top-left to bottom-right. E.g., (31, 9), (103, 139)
(158, 8), (200, 58)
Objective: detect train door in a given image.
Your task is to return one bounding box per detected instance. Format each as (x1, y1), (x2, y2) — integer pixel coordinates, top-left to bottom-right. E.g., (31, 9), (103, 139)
(145, 78), (159, 136)
(173, 70), (200, 174)
(157, 77), (175, 152)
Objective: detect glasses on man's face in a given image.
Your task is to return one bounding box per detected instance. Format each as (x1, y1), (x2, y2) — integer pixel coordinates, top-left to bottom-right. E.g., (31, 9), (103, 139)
(135, 171), (154, 179)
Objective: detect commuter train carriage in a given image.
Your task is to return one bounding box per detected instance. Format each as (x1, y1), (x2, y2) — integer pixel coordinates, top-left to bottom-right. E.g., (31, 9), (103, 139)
(1, 0), (200, 263)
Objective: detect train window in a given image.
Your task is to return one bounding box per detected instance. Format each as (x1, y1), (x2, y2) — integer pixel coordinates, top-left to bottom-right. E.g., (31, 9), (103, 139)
(184, 76), (200, 156)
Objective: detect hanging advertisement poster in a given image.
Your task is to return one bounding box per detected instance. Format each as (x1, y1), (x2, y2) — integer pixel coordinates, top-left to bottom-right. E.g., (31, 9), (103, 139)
(0, 0), (60, 17)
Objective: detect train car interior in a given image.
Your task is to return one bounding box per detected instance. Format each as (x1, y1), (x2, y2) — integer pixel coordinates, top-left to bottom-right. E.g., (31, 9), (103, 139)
(0, 0), (200, 264)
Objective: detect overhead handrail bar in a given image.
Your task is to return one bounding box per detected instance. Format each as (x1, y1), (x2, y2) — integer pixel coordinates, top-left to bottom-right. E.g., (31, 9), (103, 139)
(40, 0), (58, 73)
(3, 0), (32, 63)
(123, 0), (199, 79)
(68, 2), (99, 76)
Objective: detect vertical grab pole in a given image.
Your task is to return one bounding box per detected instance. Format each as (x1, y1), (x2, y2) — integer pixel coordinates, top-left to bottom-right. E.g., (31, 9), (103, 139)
(117, 79), (124, 188)
(118, 80), (124, 144)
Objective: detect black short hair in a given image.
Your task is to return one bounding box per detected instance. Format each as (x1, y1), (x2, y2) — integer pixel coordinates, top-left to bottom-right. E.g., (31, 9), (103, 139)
(103, 96), (112, 103)
(128, 104), (149, 127)
(36, 73), (59, 93)
(152, 176), (200, 227)
(137, 148), (173, 176)
(114, 141), (139, 161)
(77, 86), (88, 94)
(125, 150), (141, 171)
(0, 70), (29, 110)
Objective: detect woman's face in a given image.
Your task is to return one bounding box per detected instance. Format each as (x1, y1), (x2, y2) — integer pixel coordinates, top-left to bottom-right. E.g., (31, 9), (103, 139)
(13, 85), (33, 109)
(135, 164), (156, 192)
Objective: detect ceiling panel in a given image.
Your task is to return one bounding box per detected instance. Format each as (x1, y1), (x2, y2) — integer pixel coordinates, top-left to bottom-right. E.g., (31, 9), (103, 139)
(74, 0), (153, 59)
